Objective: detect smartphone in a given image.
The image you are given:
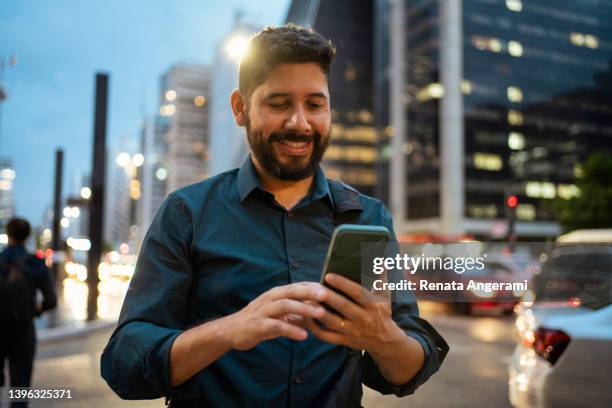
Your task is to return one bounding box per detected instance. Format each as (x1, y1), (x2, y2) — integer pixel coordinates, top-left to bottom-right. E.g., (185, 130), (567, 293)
(320, 224), (391, 290)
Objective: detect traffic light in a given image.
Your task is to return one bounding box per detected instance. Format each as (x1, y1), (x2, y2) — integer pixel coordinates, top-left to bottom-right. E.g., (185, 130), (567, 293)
(505, 194), (518, 241)
(506, 195), (518, 209)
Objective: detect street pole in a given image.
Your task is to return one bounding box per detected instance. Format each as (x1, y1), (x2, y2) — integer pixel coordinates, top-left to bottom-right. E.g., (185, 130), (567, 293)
(87, 73), (109, 321)
(51, 149), (64, 279)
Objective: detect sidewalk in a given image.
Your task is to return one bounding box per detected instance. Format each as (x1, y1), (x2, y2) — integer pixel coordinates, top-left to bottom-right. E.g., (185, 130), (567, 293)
(35, 277), (125, 343)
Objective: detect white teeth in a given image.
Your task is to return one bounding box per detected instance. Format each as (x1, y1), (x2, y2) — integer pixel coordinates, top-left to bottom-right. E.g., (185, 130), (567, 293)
(281, 141), (308, 148)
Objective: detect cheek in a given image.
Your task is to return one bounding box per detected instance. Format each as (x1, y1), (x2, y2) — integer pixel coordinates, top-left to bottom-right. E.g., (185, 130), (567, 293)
(249, 109), (287, 134)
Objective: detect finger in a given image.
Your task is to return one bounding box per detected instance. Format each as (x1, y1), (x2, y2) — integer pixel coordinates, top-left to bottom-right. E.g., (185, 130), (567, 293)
(264, 282), (327, 303)
(261, 318), (308, 342)
(262, 298), (325, 319)
(325, 273), (373, 306)
(284, 313), (308, 329)
(320, 286), (363, 321)
(314, 309), (347, 332)
(370, 269), (392, 302)
(304, 318), (346, 345)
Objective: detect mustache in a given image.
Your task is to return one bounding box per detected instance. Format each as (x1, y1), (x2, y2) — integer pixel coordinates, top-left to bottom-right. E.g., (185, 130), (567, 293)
(269, 132), (319, 143)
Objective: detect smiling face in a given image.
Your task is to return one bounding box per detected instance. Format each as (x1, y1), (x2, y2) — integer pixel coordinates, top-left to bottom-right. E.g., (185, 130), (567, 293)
(232, 62), (332, 181)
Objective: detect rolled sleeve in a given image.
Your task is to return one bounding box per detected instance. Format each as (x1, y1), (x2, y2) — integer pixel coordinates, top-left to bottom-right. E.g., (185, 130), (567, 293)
(100, 193), (199, 399)
(361, 206), (449, 397)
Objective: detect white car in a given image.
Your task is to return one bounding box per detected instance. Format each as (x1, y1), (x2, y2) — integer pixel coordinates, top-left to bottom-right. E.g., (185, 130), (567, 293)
(509, 230), (612, 408)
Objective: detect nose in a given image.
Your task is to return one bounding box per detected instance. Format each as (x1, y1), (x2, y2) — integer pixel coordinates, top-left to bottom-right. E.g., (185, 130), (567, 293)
(284, 105), (312, 134)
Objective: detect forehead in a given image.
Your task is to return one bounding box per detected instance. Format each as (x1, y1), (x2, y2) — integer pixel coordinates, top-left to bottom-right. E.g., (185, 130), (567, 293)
(253, 63), (329, 98)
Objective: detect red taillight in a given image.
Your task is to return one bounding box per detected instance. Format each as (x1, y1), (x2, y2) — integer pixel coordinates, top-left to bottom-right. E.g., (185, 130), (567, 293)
(528, 328), (571, 365)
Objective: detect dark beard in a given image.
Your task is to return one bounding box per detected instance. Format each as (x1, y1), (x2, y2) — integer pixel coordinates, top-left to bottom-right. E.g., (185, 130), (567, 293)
(245, 119), (329, 181)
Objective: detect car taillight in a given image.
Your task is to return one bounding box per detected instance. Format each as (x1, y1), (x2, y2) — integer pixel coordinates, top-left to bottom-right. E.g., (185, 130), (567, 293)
(525, 327), (571, 365)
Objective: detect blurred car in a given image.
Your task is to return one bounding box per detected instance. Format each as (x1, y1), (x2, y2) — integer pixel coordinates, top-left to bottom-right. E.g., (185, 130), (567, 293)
(454, 256), (528, 315)
(509, 229), (612, 408)
(416, 252), (530, 315)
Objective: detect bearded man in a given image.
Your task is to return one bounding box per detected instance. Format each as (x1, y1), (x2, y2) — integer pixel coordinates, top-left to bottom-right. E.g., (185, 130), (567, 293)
(101, 24), (447, 407)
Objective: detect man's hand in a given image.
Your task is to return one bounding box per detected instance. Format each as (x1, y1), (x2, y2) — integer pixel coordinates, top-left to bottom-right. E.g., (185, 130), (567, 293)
(223, 282), (327, 350)
(305, 273), (425, 385)
(304, 273), (403, 354)
(170, 282), (327, 386)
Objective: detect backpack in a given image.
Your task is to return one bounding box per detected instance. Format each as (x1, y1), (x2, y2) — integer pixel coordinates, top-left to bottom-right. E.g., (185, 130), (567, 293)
(0, 254), (35, 325)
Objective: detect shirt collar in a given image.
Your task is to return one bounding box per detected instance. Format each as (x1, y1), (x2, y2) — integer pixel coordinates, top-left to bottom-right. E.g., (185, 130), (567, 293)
(236, 156), (262, 202)
(236, 155), (334, 210)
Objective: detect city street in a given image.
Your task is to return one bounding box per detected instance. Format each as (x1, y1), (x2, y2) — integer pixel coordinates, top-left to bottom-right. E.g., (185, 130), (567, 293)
(14, 309), (518, 407)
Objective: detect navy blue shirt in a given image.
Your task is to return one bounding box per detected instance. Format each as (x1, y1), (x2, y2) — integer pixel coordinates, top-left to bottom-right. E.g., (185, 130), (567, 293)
(101, 157), (447, 406)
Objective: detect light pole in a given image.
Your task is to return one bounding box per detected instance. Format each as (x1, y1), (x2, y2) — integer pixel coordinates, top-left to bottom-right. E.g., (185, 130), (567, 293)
(0, 55), (17, 151)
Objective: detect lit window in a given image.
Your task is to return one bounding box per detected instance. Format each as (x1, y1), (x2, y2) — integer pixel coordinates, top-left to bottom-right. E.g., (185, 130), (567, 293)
(506, 0), (522, 12)
(345, 66), (357, 82)
(165, 90), (176, 101)
(508, 132), (525, 150)
(507, 86), (523, 102)
(508, 41), (523, 57)
(0, 168), (16, 180)
(469, 204), (498, 218)
(473, 152), (503, 171)
(489, 38), (502, 53)
(160, 104), (176, 116)
(416, 83), (445, 102)
(385, 126), (395, 137)
(194, 96), (206, 107)
(0, 180), (12, 190)
(471, 36), (502, 53)
(508, 110), (524, 125)
(570, 32), (585, 46)
(558, 184), (580, 200)
(525, 182), (556, 198)
(574, 164), (583, 178)
(517, 204), (535, 221)
(461, 80), (472, 94)
(584, 35), (598, 49)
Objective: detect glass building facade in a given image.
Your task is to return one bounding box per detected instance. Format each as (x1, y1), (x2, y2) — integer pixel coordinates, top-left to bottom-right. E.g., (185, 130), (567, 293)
(287, 0), (612, 238)
(286, 0), (378, 197)
(462, 0), (612, 227)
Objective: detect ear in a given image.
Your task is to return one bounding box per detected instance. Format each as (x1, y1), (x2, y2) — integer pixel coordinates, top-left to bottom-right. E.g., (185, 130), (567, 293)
(230, 89), (247, 127)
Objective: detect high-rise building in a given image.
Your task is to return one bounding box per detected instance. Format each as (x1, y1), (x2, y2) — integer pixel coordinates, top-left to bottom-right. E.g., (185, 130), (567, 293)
(209, 17), (260, 176)
(287, 0), (612, 239)
(0, 158), (15, 231)
(159, 64), (211, 193)
(286, 0), (379, 197)
(138, 115), (169, 237)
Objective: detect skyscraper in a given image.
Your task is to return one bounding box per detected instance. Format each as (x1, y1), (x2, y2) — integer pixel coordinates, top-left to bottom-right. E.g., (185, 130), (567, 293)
(286, 0), (378, 197)
(159, 64), (211, 193)
(287, 0), (612, 239)
(0, 158), (15, 231)
(138, 115), (169, 237)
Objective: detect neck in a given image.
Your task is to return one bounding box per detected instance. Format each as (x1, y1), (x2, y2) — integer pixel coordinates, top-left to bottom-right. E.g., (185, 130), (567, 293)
(251, 157), (314, 210)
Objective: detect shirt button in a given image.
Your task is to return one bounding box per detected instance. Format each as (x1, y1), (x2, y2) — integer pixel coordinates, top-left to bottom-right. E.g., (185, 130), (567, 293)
(294, 375), (303, 384)
(287, 212), (294, 218)
(291, 261), (299, 269)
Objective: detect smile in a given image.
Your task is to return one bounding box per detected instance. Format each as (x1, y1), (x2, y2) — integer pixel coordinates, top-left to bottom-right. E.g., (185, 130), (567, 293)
(276, 140), (312, 155)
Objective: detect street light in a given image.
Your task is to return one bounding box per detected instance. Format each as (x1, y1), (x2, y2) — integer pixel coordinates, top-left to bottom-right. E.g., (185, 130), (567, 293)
(225, 34), (250, 60)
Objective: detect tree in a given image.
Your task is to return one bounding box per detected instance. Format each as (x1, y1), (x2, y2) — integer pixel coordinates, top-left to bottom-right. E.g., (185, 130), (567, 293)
(555, 152), (612, 232)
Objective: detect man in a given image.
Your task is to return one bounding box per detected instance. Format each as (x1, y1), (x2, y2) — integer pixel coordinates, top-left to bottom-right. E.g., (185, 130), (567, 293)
(0, 218), (57, 407)
(102, 24), (447, 407)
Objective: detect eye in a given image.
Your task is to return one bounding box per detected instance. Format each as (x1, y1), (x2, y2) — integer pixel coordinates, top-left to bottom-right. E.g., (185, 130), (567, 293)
(308, 101), (323, 109)
(268, 101), (289, 109)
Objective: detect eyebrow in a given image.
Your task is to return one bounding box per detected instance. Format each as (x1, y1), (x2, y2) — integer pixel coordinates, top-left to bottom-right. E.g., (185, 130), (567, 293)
(264, 92), (327, 100)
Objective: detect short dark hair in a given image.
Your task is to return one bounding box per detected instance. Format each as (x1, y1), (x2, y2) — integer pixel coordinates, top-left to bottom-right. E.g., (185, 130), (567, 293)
(7, 217), (31, 243)
(238, 24), (336, 100)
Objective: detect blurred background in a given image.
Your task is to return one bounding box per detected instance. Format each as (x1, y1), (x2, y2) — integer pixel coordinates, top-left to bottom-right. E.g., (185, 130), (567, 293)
(0, 0), (611, 407)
